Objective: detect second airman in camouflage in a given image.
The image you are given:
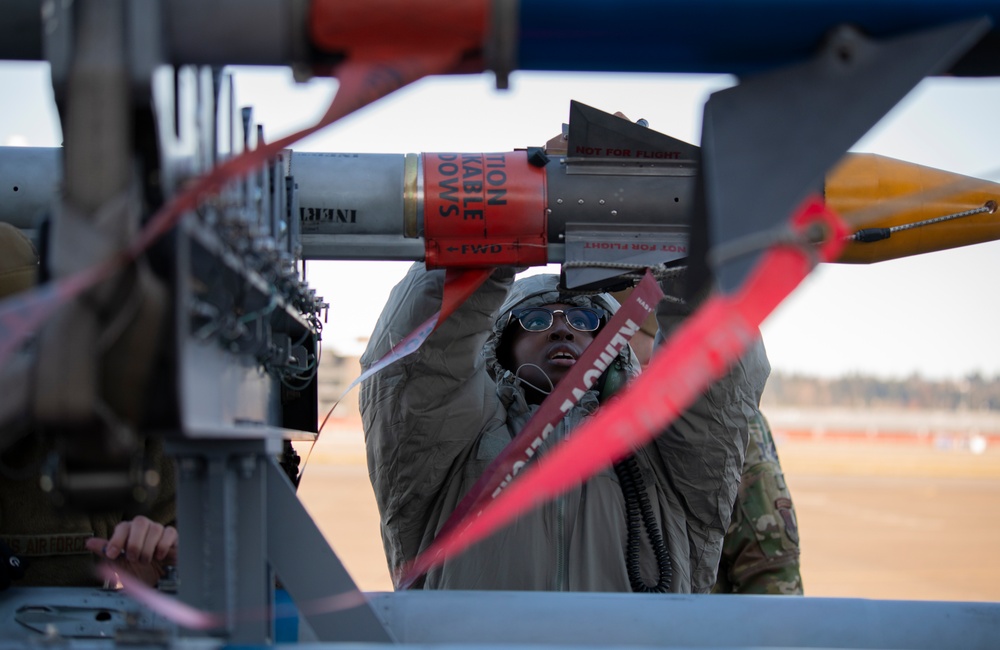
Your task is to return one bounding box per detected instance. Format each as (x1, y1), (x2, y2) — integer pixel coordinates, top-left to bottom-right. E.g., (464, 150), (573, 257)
(713, 411), (803, 594)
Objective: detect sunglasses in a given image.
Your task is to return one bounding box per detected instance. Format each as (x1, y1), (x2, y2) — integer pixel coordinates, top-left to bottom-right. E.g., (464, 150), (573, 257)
(509, 306), (606, 333)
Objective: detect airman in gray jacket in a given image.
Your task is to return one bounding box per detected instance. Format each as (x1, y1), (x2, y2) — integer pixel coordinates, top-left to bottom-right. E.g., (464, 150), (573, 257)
(360, 264), (769, 593)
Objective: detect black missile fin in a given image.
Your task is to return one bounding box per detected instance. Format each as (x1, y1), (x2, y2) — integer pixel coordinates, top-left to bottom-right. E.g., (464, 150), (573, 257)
(565, 101), (700, 162)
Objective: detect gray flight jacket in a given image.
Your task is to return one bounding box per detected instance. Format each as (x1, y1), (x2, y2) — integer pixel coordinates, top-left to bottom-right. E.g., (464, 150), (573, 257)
(360, 263), (770, 593)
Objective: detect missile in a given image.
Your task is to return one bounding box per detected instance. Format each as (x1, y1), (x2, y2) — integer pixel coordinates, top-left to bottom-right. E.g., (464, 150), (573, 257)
(3, 103), (998, 289)
(294, 102), (697, 288)
(292, 102), (1000, 286)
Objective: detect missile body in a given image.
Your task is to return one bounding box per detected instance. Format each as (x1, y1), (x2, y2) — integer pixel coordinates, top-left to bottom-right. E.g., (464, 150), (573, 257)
(294, 149), (694, 270)
(295, 101), (698, 287)
(281, 147), (1000, 275)
(3, 103), (998, 281)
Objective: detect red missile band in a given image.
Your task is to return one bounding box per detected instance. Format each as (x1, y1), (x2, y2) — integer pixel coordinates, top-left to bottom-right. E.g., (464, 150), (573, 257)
(424, 151), (549, 268)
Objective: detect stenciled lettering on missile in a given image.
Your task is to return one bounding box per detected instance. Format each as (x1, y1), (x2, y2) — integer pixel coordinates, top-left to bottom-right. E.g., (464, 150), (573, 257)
(457, 152), (483, 221)
(444, 243), (506, 255)
(434, 153), (510, 221)
(574, 145), (684, 160)
(299, 206), (358, 230)
(435, 153), (460, 217)
(484, 153), (508, 206)
(423, 150), (546, 267)
(582, 242), (688, 253)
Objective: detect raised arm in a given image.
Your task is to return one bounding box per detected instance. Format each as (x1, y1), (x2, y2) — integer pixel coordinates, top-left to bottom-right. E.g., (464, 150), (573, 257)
(359, 263), (514, 583)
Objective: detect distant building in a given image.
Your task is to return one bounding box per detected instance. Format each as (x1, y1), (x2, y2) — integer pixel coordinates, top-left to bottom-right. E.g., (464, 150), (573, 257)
(317, 344), (363, 426)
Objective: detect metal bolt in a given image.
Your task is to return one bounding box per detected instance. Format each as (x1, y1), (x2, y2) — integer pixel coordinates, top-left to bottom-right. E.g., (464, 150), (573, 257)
(238, 456), (257, 479)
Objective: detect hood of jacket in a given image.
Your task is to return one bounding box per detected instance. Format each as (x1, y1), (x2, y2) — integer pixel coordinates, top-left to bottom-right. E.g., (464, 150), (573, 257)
(482, 273), (640, 407)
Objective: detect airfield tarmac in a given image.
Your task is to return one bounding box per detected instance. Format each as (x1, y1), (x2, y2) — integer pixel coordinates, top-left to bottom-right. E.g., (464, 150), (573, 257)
(294, 423), (1000, 602)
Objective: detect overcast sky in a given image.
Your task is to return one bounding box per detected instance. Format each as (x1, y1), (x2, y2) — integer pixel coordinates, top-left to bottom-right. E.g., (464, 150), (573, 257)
(2, 62), (999, 380)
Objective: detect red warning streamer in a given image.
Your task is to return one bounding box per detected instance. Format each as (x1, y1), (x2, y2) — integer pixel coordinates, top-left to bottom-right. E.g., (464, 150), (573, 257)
(399, 197), (849, 586)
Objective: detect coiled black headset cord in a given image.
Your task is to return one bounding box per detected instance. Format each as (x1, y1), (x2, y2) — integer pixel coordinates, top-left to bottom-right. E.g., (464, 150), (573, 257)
(614, 454), (672, 592)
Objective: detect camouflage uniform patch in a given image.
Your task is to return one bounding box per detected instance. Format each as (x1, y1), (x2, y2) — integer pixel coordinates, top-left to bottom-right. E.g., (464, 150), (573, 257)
(712, 411), (803, 595)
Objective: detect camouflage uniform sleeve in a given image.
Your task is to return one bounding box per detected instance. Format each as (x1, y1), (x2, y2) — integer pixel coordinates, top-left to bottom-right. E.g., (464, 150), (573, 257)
(713, 411), (804, 595)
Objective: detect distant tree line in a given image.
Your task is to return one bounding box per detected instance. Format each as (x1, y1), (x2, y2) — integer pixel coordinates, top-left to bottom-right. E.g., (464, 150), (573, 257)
(762, 371), (1000, 411)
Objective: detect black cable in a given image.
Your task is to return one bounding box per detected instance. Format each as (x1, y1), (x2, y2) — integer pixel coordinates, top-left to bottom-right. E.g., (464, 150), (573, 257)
(613, 454), (672, 593)
(279, 440), (302, 489)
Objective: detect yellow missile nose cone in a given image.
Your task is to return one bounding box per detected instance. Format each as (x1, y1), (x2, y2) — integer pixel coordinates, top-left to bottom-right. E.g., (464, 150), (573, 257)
(827, 153), (1000, 264)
